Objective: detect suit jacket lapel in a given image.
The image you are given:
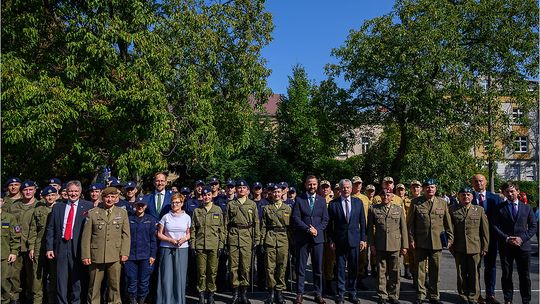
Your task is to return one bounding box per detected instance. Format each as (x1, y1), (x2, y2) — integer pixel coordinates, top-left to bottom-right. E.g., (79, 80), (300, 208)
(502, 202), (515, 223)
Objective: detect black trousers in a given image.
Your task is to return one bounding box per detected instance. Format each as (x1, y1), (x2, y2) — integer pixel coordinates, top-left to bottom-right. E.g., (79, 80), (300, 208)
(499, 245), (531, 304)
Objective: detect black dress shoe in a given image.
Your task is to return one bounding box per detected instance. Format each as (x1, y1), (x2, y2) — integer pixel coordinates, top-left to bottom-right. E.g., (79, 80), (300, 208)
(314, 294), (326, 304)
(388, 299), (400, 304)
(348, 293), (360, 304)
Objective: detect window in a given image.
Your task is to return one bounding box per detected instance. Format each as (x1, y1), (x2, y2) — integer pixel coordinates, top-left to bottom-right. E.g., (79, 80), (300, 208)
(507, 164), (520, 180)
(361, 137), (371, 153)
(512, 108), (524, 123)
(513, 136), (528, 153)
(525, 165), (537, 181)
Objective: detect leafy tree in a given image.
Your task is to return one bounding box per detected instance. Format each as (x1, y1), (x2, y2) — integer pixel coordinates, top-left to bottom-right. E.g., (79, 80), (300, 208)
(2, 0), (273, 183)
(328, 0), (538, 187)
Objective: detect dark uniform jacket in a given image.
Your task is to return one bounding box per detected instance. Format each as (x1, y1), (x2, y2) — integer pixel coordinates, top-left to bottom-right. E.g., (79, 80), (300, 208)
(128, 213), (157, 260)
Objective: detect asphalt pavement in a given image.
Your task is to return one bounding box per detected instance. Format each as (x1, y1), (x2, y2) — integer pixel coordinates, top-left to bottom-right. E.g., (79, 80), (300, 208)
(187, 241), (539, 304)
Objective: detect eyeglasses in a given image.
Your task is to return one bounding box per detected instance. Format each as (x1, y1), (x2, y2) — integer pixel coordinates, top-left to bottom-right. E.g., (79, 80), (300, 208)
(171, 201), (183, 205)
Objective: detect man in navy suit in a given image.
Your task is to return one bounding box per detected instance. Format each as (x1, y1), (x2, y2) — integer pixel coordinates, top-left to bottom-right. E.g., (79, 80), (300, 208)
(46, 180), (93, 304)
(144, 172), (172, 220)
(493, 182), (536, 304)
(292, 175), (329, 304)
(327, 179), (366, 304)
(471, 174), (501, 304)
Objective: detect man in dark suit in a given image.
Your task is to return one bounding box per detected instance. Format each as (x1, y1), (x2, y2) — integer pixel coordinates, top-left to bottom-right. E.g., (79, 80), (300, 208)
(144, 171), (172, 220)
(471, 174), (501, 304)
(327, 179), (366, 304)
(45, 180), (93, 304)
(493, 182), (536, 304)
(292, 175), (329, 304)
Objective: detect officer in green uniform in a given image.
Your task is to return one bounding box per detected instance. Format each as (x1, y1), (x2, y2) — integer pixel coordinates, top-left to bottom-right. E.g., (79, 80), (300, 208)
(449, 187), (489, 304)
(27, 186), (59, 304)
(3, 178), (22, 209)
(408, 179), (454, 304)
(225, 180), (260, 304)
(191, 187), (225, 304)
(1, 198), (21, 304)
(81, 187), (131, 304)
(260, 185), (291, 304)
(368, 190), (408, 304)
(395, 183), (413, 280)
(7, 180), (38, 303)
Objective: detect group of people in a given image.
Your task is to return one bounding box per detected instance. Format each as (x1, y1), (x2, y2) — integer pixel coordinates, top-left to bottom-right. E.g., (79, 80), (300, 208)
(0, 172), (537, 304)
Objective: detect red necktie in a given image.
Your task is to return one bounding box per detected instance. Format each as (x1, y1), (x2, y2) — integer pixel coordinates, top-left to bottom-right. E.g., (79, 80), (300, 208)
(64, 203), (75, 240)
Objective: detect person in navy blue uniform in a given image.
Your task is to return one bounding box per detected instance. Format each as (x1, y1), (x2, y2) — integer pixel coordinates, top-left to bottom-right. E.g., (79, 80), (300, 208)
(45, 180), (93, 304)
(471, 174), (501, 304)
(88, 183), (105, 208)
(327, 179), (366, 304)
(144, 172), (173, 220)
(185, 180), (205, 217)
(124, 198), (157, 304)
(493, 182), (537, 304)
(210, 178), (228, 212)
(292, 175), (329, 304)
(123, 181), (141, 216)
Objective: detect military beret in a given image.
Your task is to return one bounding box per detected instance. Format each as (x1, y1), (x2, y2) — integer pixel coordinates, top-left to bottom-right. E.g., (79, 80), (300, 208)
(41, 185), (58, 196)
(236, 180), (248, 187)
(226, 180), (236, 187)
(20, 180), (37, 190)
(180, 186), (191, 195)
(289, 187), (296, 193)
(88, 183), (105, 191)
(266, 182), (276, 190)
(252, 182), (263, 189)
(278, 182), (289, 189)
(320, 180), (331, 187)
(202, 186), (212, 195)
(48, 178), (62, 185)
(366, 184), (376, 191)
(383, 176), (394, 183)
(396, 183), (405, 189)
(110, 180), (123, 188)
(422, 178), (437, 186)
(411, 180), (422, 186)
(101, 187), (119, 196)
(208, 177), (220, 185)
(352, 176), (363, 184)
(458, 186), (473, 194)
(195, 180), (205, 186)
(5, 177), (21, 187)
(124, 181), (137, 189)
(269, 184), (280, 191)
(60, 183), (68, 191)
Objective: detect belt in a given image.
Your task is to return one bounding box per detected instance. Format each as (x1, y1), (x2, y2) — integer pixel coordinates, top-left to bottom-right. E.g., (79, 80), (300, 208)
(230, 223), (253, 229)
(268, 227), (287, 232)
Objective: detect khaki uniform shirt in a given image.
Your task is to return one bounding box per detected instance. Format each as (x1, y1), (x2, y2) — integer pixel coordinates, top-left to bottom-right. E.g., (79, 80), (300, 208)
(7, 200), (35, 252)
(260, 202), (291, 247)
(353, 193), (370, 221)
(367, 203), (408, 252)
(1, 211), (21, 259)
(27, 202), (54, 255)
(191, 204), (225, 250)
(408, 196), (454, 250)
(225, 197), (260, 247)
(449, 204), (489, 254)
(81, 206), (130, 263)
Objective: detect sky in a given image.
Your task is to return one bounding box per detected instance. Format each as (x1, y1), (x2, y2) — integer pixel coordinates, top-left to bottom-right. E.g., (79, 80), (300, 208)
(262, 1), (396, 94)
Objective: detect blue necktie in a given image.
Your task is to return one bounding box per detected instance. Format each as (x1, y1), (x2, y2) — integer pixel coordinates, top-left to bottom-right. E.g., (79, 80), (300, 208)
(512, 203), (518, 219)
(309, 196), (314, 210)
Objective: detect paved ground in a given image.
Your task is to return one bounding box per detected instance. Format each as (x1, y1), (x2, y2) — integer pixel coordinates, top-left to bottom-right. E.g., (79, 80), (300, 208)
(187, 241), (539, 304)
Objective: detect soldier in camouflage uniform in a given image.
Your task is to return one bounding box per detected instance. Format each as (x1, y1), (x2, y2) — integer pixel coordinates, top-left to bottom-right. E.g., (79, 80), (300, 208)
(28, 186), (59, 304)
(225, 180), (260, 304)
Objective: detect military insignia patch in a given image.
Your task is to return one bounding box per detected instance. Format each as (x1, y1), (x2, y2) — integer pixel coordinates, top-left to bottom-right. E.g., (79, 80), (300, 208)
(1, 223), (9, 229)
(14, 225), (21, 233)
